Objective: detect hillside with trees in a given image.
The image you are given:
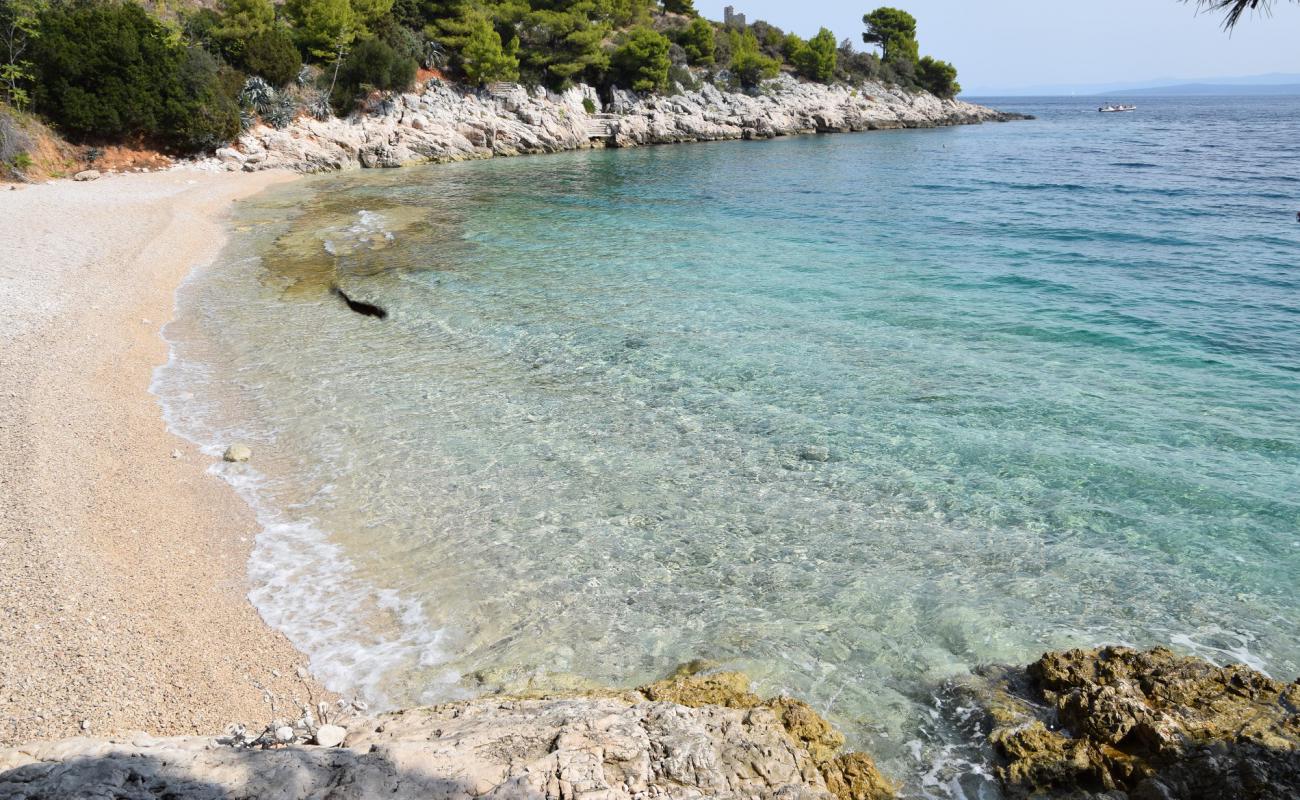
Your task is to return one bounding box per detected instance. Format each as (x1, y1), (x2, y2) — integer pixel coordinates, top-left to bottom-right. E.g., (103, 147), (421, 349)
(1, 0), (963, 170)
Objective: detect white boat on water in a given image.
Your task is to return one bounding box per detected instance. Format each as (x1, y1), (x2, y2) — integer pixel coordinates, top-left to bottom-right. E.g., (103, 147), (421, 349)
(1099, 103), (1137, 113)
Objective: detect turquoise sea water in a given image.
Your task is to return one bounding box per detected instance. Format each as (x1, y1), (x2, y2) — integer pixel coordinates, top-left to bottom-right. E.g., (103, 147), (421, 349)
(156, 96), (1300, 797)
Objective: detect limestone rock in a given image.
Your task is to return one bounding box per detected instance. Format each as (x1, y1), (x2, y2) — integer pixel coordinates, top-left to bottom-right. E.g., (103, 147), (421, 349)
(312, 724), (346, 748)
(227, 76), (1025, 174)
(0, 692), (893, 799)
(222, 443), (252, 463)
(973, 646), (1300, 799)
(73, 170), (100, 181)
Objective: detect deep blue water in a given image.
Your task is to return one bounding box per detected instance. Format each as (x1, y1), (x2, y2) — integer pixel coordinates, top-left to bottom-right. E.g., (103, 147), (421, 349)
(158, 95), (1300, 797)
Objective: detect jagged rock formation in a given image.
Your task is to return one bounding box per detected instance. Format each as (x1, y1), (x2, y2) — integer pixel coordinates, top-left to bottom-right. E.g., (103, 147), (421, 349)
(972, 646), (1300, 799)
(0, 670), (894, 800)
(216, 75), (1025, 173)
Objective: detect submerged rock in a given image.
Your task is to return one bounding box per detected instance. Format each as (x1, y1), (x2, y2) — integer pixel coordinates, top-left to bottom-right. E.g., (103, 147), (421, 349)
(973, 646), (1300, 799)
(222, 443), (252, 462)
(797, 445), (831, 463)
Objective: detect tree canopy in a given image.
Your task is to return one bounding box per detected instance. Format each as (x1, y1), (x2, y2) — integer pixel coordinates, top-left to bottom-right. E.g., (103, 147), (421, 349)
(790, 27), (837, 83)
(611, 26), (669, 91)
(861, 7), (917, 66)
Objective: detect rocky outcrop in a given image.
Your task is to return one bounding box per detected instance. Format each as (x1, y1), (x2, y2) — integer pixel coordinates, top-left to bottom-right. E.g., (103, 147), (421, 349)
(0, 670), (894, 800)
(971, 646), (1300, 799)
(215, 75), (1025, 174)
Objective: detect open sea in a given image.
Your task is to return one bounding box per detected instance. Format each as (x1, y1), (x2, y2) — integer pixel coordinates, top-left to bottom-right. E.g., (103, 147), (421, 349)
(154, 95), (1300, 797)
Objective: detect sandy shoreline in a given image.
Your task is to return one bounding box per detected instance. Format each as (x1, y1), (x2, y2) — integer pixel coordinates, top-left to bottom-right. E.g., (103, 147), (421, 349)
(0, 170), (332, 746)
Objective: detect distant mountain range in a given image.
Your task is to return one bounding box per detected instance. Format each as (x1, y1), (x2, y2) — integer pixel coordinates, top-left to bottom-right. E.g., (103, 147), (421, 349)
(964, 72), (1300, 98)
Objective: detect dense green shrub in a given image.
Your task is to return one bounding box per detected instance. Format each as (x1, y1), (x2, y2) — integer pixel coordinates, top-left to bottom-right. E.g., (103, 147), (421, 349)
(32, 0), (182, 139)
(725, 28), (778, 88)
(30, 0), (238, 150)
(515, 7), (609, 89)
(211, 0), (276, 59)
(835, 38), (883, 83)
(285, 0), (356, 60)
(452, 10), (518, 85)
(676, 16), (713, 65)
(373, 13), (427, 66)
(169, 46), (242, 150)
(329, 37), (416, 111)
(917, 55), (959, 97)
(791, 27), (836, 83)
(660, 0), (694, 14)
(610, 26), (669, 92)
(242, 27), (303, 86)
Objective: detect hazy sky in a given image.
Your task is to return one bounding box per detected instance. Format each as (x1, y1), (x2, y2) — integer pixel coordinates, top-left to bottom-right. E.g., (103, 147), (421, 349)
(703, 1), (1300, 92)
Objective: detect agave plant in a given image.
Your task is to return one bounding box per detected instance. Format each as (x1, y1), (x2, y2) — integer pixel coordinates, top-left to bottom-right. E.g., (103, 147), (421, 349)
(297, 64), (316, 87)
(239, 77), (277, 115)
(304, 91), (333, 121)
(423, 40), (447, 70)
(264, 95), (298, 129)
(239, 109), (256, 133)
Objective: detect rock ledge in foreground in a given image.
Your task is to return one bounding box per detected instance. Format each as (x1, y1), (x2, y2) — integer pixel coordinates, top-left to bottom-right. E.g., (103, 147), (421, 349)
(0, 669), (894, 800)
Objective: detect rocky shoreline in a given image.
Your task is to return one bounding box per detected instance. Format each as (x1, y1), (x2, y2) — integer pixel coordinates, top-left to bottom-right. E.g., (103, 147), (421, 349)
(3, 649), (1296, 799)
(211, 75), (1027, 173)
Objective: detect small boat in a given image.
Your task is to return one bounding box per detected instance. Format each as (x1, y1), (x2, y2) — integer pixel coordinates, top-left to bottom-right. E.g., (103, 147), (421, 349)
(1098, 103), (1137, 113)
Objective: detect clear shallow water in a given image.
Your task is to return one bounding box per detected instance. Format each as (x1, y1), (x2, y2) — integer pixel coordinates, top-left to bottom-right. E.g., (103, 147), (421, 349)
(156, 95), (1300, 797)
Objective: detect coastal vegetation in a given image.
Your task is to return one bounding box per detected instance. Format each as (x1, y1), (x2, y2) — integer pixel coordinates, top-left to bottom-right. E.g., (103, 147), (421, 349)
(0, 0), (963, 162)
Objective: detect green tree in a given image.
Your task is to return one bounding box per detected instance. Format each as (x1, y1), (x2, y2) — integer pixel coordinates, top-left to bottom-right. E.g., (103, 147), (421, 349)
(861, 7), (917, 66)
(916, 55), (958, 97)
(212, 0), (275, 58)
(677, 16), (713, 65)
(30, 1), (238, 150)
(780, 32), (804, 61)
(726, 28), (778, 87)
(515, 5), (610, 89)
(329, 36), (416, 110)
(593, 0), (655, 27)
(31, 0), (180, 137)
(242, 26), (303, 85)
(168, 46), (241, 150)
(792, 26), (836, 83)
(350, 0), (395, 36)
(285, 0), (356, 60)
(456, 9), (517, 84)
(660, 0), (694, 13)
(610, 25), (668, 92)
(0, 0), (46, 109)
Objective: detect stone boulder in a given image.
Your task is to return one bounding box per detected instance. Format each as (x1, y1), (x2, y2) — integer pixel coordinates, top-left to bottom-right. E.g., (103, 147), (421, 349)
(971, 646), (1300, 799)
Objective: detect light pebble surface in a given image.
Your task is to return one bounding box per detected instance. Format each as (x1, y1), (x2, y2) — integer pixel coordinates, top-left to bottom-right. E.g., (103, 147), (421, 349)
(0, 170), (333, 746)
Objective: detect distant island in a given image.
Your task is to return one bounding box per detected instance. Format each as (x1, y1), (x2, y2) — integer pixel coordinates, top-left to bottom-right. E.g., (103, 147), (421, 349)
(1111, 81), (1300, 96)
(964, 71), (1300, 98)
